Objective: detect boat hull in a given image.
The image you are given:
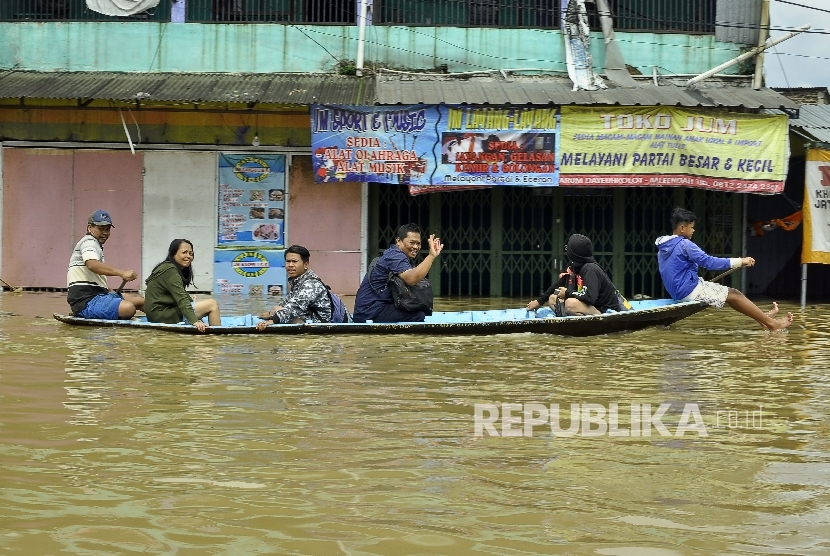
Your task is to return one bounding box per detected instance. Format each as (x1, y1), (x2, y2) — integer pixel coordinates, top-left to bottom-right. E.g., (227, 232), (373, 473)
(53, 300), (707, 336)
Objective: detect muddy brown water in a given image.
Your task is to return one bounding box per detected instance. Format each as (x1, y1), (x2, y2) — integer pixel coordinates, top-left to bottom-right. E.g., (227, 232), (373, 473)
(1, 292), (829, 555)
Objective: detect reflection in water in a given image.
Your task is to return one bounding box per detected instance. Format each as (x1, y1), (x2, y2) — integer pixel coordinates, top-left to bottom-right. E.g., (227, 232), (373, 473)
(0, 293), (829, 553)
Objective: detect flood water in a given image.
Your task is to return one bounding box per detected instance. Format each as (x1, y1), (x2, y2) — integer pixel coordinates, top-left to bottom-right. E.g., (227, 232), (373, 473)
(1, 292), (830, 555)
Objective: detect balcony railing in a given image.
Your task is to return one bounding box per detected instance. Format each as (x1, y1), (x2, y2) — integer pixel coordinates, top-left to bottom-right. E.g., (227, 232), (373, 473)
(0, 0), (716, 33)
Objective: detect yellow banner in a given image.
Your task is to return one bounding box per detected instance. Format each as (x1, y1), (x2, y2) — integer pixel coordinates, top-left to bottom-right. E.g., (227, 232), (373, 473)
(559, 106), (789, 193)
(803, 148), (830, 265)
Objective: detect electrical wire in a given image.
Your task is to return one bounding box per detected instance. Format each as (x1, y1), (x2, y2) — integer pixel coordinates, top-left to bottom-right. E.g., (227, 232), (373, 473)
(148, 20), (167, 71)
(772, 45), (791, 88)
(302, 22), (747, 69)
(348, 15), (822, 66)
(299, 25), (537, 70)
(288, 4), (757, 70)
(294, 22), (830, 77)
(128, 108), (141, 144)
(774, 0), (830, 15)
(770, 51), (830, 62)
(276, 3), (828, 75)
(289, 25), (341, 64)
(780, 192), (802, 212)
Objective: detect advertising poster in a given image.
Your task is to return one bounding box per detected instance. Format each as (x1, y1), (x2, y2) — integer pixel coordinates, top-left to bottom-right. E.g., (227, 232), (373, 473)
(560, 0), (605, 91)
(311, 105), (560, 194)
(802, 148), (830, 265)
(559, 106), (789, 193)
(213, 248), (287, 298)
(218, 154), (286, 246)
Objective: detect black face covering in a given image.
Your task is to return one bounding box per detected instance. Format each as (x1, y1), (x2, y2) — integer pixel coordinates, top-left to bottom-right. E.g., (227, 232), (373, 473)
(566, 234), (595, 270)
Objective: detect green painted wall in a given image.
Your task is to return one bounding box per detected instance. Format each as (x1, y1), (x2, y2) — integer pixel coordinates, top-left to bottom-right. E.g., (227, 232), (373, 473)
(0, 22), (744, 75)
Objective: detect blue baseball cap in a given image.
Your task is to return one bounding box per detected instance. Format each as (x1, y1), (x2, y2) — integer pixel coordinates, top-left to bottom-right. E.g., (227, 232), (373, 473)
(88, 210), (115, 227)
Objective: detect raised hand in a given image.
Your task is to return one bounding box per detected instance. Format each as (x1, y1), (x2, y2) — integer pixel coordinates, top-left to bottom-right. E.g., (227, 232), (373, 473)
(428, 234), (444, 257)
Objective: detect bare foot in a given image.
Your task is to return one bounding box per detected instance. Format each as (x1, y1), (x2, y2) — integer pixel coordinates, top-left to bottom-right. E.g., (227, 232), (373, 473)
(766, 302), (779, 318)
(765, 312), (794, 332)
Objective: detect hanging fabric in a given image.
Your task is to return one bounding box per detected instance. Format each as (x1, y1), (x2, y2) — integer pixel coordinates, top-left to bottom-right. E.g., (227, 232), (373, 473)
(85, 0), (160, 17)
(748, 211), (803, 236)
(561, 0), (606, 91)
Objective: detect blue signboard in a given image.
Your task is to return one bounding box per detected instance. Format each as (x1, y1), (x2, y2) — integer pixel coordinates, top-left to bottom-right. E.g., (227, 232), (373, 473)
(311, 105), (560, 193)
(213, 248), (286, 298)
(218, 154), (286, 246)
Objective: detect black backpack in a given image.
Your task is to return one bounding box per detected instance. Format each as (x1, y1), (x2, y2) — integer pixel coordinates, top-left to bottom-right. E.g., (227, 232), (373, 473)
(367, 257), (433, 315)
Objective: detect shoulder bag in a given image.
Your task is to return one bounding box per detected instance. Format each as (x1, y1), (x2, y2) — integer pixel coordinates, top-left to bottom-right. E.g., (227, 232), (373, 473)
(387, 273), (434, 315)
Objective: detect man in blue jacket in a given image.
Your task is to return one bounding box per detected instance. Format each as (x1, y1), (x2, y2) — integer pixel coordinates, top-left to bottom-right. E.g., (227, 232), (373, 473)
(353, 223), (443, 323)
(656, 207), (792, 331)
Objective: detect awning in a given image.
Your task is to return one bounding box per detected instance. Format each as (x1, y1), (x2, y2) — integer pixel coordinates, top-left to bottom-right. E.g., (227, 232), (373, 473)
(0, 70), (799, 112)
(375, 73), (799, 111)
(0, 70), (375, 105)
(766, 104), (830, 143)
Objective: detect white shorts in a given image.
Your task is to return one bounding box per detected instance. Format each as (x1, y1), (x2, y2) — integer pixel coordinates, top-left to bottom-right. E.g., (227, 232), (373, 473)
(682, 278), (729, 309)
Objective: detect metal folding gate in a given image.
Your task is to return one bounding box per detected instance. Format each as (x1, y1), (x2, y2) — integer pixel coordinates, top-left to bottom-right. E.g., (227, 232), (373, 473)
(369, 184), (741, 299)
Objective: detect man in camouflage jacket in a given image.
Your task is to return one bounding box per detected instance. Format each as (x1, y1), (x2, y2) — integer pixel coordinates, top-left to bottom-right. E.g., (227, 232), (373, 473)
(256, 245), (331, 329)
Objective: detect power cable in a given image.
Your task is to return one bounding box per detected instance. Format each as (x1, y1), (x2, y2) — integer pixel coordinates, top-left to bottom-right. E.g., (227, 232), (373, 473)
(287, 7), (824, 74)
(299, 22), (755, 70)
(774, 0), (830, 15)
(289, 25), (341, 64)
(298, 25), (555, 70)
(291, 22), (830, 76)
(772, 45), (791, 88)
(395, 17), (824, 66)
(771, 51), (830, 62)
(148, 20), (167, 71)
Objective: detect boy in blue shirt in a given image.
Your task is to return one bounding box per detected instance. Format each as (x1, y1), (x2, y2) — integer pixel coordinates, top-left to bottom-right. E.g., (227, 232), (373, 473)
(656, 207), (792, 331)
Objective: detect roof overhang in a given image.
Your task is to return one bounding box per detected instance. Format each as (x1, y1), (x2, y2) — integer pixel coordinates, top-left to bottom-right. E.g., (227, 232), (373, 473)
(375, 74), (800, 111)
(0, 70), (374, 105)
(766, 105), (830, 143)
(0, 70), (799, 112)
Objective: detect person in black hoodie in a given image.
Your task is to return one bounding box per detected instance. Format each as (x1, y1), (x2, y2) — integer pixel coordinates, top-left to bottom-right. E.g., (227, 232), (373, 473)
(526, 234), (623, 316)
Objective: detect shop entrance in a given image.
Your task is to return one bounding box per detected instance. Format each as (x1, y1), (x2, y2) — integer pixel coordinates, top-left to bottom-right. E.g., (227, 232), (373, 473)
(368, 184), (742, 299)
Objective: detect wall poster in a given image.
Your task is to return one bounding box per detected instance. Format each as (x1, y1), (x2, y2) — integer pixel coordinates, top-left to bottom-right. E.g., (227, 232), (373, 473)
(214, 249), (287, 298)
(311, 104), (560, 195)
(559, 106), (789, 193)
(218, 153), (286, 246)
(802, 148), (830, 265)
(215, 153), (287, 298)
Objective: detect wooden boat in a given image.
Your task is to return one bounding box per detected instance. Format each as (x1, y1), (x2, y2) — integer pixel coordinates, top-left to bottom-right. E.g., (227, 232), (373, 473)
(53, 299), (706, 336)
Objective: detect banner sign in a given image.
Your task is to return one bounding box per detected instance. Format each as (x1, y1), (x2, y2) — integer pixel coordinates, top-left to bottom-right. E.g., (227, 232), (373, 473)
(558, 106), (789, 193)
(218, 154), (286, 246)
(802, 148), (830, 265)
(561, 0), (605, 91)
(213, 248), (287, 298)
(311, 105), (560, 194)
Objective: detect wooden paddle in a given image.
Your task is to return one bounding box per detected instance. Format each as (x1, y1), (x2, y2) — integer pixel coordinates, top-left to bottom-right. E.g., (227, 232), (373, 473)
(711, 267), (739, 283)
(0, 277), (23, 293)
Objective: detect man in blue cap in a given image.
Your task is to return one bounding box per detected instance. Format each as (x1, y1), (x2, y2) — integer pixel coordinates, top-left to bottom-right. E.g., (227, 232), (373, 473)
(66, 209), (144, 319)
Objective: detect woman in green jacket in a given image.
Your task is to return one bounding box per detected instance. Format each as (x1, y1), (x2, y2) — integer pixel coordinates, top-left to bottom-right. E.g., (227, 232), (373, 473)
(144, 239), (221, 332)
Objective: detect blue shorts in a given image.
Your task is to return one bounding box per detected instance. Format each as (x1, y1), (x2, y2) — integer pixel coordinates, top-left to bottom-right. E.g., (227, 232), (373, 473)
(77, 292), (123, 320)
